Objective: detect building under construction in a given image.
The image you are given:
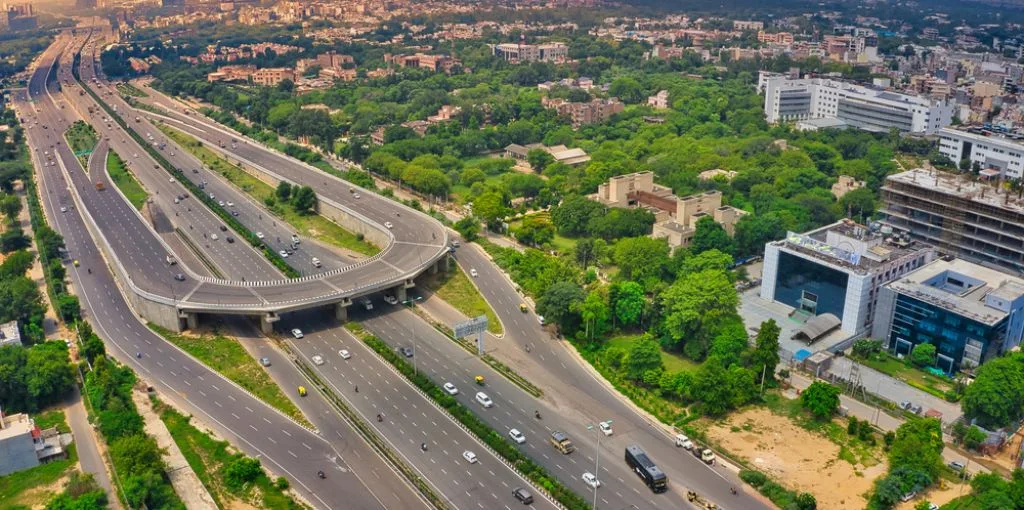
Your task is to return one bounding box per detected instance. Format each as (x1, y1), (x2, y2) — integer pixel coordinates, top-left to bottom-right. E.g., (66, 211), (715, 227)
(881, 168), (1024, 275)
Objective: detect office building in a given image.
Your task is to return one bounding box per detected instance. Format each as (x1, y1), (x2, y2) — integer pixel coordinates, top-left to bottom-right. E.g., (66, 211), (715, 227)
(760, 220), (935, 337)
(251, 68), (295, 87)
(492, 42), (568, 63)
(881, 168), (1024, 274)
(542, 97), (624, 128)
(761, 75), (954, 135)
(937, 127), (1024, 179)
(872, 258), (1024, 371)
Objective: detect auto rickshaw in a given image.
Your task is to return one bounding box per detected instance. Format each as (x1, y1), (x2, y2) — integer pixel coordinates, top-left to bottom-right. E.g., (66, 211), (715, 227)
(474, 375), (485, 386)
(298, 386), (307, 397)
(73, 259), (79, 267)
(519, 303), (527, 313)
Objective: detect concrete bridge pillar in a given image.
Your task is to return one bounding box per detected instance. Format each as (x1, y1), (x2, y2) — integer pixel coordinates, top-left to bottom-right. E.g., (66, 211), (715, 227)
(260, 313), (279, 334)
(395, 285), (407, 304)
(438, 256), (450, 273)
(335, 302), (349, 322)
(185, 312), (198, 330)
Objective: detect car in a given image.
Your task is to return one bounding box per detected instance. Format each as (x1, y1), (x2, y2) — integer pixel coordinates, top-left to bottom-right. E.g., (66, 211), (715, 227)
(674, 433), (694, 449)
(259, 357), (271, 367)
(451, 240), (460, 248)
(598, 421), (613, 436)
(226, 236), (235, 244)
(192, 168), (199, 174)
(399, 346), (414, 357)
(443, 382), (458, 395)
(226, 201), (234, 207)
(538, 315), (546, 326)
(512, 487), (533, 505)
(60, 206), (67, 213)
(168, 178), (175, 183)
(910, 404), (923, 415)
(291, 328), (304, 339)
(311, 257), (322, 268)
(338, 349), (351, 360)
(218, 201), (225, 207)
(384, 295), (398, 305)
(462, 451), (478, 464)
(256, 232), (265, 240)
(384, 221), (393, 229)
(899, 401), (912, 410)
(173, 198), (180, 204)
(211, 234), (219, 241)
(231, 211), (239, 216)
(219, 225), (228, 232)
(509, 428), (526, 444)
(353, 193), (360, 199)
(949, 460), (966, 472)
(470, 268), (478, 277)
(291, 235), (300, 245)
(208, 193), (215, 200)
(174, 273), (186, 282)
(279, 250), (289, 258)
(900, 491), (917, 503)
(475, 392), (493, 408)
(311, 355), (324, 366)
(582, 472), (601, 489)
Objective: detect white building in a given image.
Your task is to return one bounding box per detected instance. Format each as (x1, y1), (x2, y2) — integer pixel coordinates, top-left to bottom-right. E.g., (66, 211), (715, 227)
(761, 75), (954, 135)
(491, 42), (568, 63)
(0, 321), (20, 348)
(937, 128), (1024, 179)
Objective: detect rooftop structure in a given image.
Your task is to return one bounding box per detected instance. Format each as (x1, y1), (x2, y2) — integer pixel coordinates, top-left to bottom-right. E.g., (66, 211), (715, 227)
(881, 168), (1024, 274)
(0, 411), (66, 477)
(872, 257), (1024, 371)
(504, 143), (591, 167)
(491, 42), (568, 63)
(832, 175), (865, 199)
(0, 321), (20, 348)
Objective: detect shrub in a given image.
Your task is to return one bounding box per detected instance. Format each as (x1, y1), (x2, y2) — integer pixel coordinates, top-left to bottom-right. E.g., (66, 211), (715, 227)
(740, 469), (768, 487)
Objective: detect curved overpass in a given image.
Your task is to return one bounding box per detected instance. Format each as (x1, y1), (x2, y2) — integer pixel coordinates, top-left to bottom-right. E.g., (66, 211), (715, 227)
(38, 31), (450, 331)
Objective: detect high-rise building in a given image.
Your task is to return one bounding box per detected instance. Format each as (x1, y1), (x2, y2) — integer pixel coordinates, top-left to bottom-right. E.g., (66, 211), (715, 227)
(880, 168), (1024, 273)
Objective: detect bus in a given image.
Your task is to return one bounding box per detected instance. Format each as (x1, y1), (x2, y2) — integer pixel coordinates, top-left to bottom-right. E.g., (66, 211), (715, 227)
(624, 445), (667, 493)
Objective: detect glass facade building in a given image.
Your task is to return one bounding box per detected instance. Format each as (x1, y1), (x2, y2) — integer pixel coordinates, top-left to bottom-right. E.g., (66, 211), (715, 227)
(773, 251), (850, 318)
(888, 294), (1002, 371)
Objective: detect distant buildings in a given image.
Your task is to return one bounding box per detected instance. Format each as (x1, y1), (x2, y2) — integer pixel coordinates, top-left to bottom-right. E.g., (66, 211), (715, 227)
(542, 97), (624, 128)
(872, 257), (1024, 371)
(647, 90), (669, 110)
(206, 65), (256, 83)
(938, 128), (1024, 179)
(733, 20), (764, 31)
(757, 31), (794, 45)
(0, 3), (36, 31)
(592, 171), (746, 249)
(760, 73), (955, 135)
(831, 175), (866, 199)
(760, 220), (935, 338)
(385, 53), (459, 73)
(206, 66), (295, 86)
(698, 168), (738, 182)
(491, 42), (568, 63)
(881, 168), (1024, 273)
(0, 412), (68, 477)
(504, 143), (591, 167)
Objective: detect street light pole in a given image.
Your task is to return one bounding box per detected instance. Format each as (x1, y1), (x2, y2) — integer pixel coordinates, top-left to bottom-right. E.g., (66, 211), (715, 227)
(587, 421), (609, 510)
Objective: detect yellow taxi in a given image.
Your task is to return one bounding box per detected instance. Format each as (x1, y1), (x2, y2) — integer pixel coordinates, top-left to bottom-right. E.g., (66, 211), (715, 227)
(298, 386), (307, 397)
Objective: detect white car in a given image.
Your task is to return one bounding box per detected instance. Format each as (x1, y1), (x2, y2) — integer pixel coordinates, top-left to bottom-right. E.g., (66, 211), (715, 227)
(470, 268), (478, 277)
(291, 328), (304, 339)
(475, 392), (493, 408)
(384, 221), (393, 229)
(353, 193), (361, 199)
(210, 234), (219, 241)
(674, 434), (694, 449)
(60, 206), (67, 213)
(256, 232), (265, 240)
(582, 472), (601, 489)
(462, 451), (478, 464)
(508, 428), (526, 444)
(338, 349), (351, 360)
(168, 178), (175, 183)
(443, 382), (458, 395)
(279, 250), (289, 258)
(218, 201), (225, 207)
(226, 201), (234, 207)
(311, 355), (324, 366)
(599, 421), (613, 436)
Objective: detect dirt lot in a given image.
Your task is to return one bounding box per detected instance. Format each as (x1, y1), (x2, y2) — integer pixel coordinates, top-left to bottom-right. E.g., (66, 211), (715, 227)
(703, 408), (886, 510)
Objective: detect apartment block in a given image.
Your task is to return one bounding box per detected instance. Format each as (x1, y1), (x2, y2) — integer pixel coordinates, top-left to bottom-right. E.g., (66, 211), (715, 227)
(647, 90), (669, 110)
(251, 68), (295, 87)
(733, 20), (764, 31)
(937, 128), (1024, 179)
(757, 31), (794, 45)
(206, 65), (256, 83)
(762, 75), (954, 135)
(492, 42), (569, 63)
(542, 97), (624, 128)
(387, 53), (459, 73)
(881, 168), (1024, 273)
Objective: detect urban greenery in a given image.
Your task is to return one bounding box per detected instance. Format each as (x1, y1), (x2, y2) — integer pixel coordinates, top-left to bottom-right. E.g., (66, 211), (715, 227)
(43, 472), (108, 510)
(420, 264), (502, 334)
(867, 418), (945, 509)
(106, 150), (148, 210)
(0, 342), (76, 413)
(64, 120), (98, 167)
(961, 351), (1024, 429)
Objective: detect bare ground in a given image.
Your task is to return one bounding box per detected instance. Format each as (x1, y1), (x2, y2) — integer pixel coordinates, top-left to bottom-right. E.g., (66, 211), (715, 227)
(704, 408), (885, 510)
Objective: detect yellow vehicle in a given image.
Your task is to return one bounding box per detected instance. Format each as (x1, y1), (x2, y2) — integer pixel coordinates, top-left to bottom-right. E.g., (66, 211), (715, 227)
(298, 386), (307, 397)
(474, 375), (484, 386)
(73, 259), (79, 267)
(519, 303), (527, 313)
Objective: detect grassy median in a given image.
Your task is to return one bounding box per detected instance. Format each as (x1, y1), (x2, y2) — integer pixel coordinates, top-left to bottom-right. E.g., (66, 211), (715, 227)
(420, 265), (502, 335)
(158, 124), (379, 257)
(149, 325), (311, 428)
(65, 120), (98, 168)
(106, 150), (148, 210)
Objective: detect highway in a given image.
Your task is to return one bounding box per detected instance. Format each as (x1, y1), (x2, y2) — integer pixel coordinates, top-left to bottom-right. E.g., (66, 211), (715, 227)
(18, 32), (428, 510)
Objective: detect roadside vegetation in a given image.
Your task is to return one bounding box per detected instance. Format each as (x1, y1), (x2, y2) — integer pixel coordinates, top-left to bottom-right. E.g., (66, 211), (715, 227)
(106, 150), (148, 210)
(850, 339), (961, 402)
(149, 324), (311, 427)
(64, 120), (98, 168)
(116, 82), (148, 98)
(158, 123), (379, 257)
(155, 400), (303, 509)
(420, 264), (502, 334)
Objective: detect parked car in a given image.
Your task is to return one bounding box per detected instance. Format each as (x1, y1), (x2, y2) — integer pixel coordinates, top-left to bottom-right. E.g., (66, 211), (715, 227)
(949, 461), (966, 472)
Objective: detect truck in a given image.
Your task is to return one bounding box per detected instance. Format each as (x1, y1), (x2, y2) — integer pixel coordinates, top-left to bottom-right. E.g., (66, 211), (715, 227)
(548, 431), (575, 454)
(693, 447), (716, 465)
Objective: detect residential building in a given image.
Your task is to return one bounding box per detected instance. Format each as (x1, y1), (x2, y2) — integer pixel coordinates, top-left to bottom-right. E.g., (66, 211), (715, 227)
(758, 31), (794, 45)
(937, 127), (1024, 179)
(647, 90), (669, 110)
(881, 168), (1024, 273)
(698, 168), (738, 182)
(504, 143), (591, 167)
(593, 171), (746, 249)
(761, 75), (955, 135)
(872, 257), (1024, 372)
(760, 220), (935, 337)
(542, 97), (624, 128)
(491, 42), (569, 63)
(733, 20), (764, 31)
(387, 53), (459, 73)
(832, 175), (866, 199)
(251, 68), (295, 87)
(0, 321), (21, 348)
(0, 412), (67, 477)
(206, 65), (256, 83)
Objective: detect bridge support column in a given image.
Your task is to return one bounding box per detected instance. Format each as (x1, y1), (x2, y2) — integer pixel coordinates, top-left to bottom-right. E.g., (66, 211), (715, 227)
(335, 302), (349, 322)
(438, 256), (450, 273)
(395, 285), (407, 304)
(260, 313), (280, 334)
(429, 261), (439, 275)
(185, 313), (198, 330)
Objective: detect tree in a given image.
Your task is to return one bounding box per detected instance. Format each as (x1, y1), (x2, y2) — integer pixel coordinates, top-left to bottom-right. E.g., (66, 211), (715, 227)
(962, 352), (1024, 429)
(751, 319), (781, 384)
(661, 270), (739, 358)
(734, 212), (788, 257)
(576, 289), (610, 339)
(526, 148), (555, 173)
(453, 217), (480, 241)
(837, 187), (877, 222)
(536, 281), (584, 331)
(609, 76), (644, 104)
(290, 185), (317, 214)
(852, 339), (882, 359)
(0, 194), (21, 222)
(0, 250), (34, 278)
(471, 191), (510, 229)
(795, 492), (817, 510)
(81, 332), (106, 364)
(889, 418), (944, 479)
(612, 236), (670, 283)
(690, 216), (735, 255)
(623, 335), (663, 381)
(275, 181), (292, 201)
(909, 342), (937, 368)
(224, 456), (263, 490)
(800, 381), (841, 420)
(611, 281), (645, 328)
(677, 249), (733, 276)
(551, 195), (605, 236)
(56, 294), (81, 323)
(964, 425), (988, 451)
(514, 215), (555, 246)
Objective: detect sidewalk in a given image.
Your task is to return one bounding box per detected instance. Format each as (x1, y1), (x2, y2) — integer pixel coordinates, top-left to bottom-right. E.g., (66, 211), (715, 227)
(131, 389), (217, 510)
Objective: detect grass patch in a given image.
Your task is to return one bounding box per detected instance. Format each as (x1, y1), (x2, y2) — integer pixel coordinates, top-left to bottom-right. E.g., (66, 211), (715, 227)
(106, 150), (148, 210)
(34, 410), (70, 433)
(420, 265), (502, 334)
(853, 352), (953, 400)
(159, 124), (379, 257)
(0, 446), (77, 510)
(116, 82), (147, 97)
(149, 324), (311, 427)
(155, 400), (304, 510)
(607, 335), (699, 373)
(65, 120), (98, 168)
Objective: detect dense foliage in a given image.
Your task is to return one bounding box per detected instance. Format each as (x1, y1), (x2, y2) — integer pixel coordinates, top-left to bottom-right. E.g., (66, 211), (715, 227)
(0, 342), (76, 412)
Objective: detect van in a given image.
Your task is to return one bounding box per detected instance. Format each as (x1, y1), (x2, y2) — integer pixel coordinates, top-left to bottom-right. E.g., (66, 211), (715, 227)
(311, 257), (322, 268)
(291, 234), (300, 245)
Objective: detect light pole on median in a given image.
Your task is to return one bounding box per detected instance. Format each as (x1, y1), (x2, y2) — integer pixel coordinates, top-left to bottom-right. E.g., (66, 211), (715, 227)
(586, 420), (610, 510)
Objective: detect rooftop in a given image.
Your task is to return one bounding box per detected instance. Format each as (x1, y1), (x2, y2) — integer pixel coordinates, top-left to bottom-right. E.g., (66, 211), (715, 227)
(0, 413), (34, 441)
(887, 258), (1024, 326)
(774, 219), (931, 274)
(885, 168), (1024, 215)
